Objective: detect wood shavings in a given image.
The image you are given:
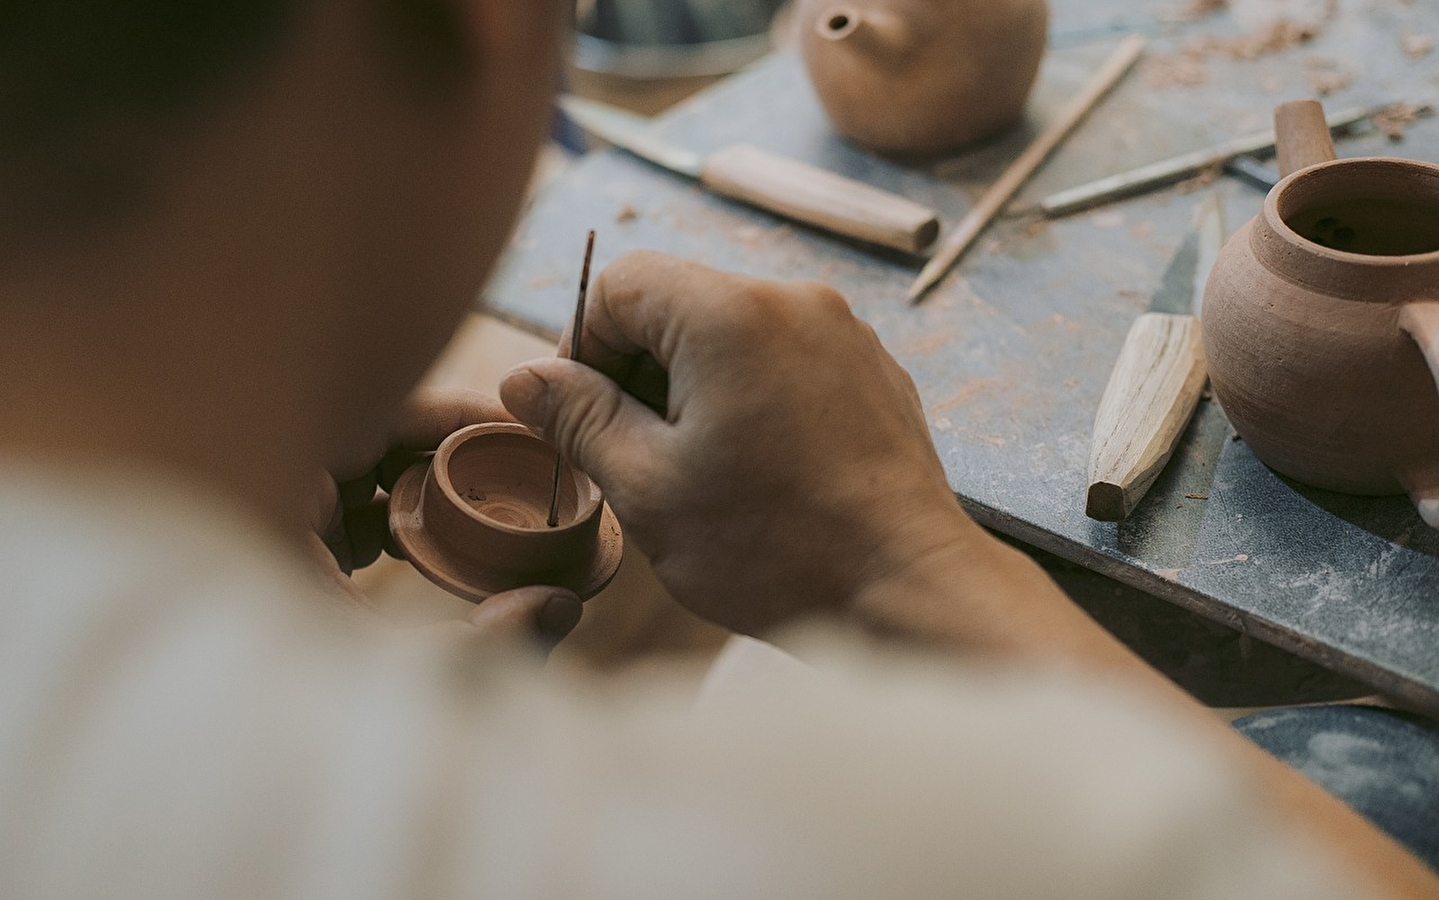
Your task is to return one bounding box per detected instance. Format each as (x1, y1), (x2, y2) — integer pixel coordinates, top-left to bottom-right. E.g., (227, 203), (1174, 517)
(1399, 32), (1435, 59)
(1372, 103), (1434, 141)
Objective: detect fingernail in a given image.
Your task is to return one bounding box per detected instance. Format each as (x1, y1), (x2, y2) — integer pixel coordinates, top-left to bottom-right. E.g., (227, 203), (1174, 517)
(501, 367), (550, 427)
(537, 592), (583, 641)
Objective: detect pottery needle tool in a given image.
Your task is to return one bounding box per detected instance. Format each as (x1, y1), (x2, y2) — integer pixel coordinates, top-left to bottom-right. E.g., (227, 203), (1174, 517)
(548, 229), (596, 528)
(1034, 104), (1381, 218)
(908, 33), (1147, 302)
(560, 95), (940, 255)
(1085, 194), (1226, 521)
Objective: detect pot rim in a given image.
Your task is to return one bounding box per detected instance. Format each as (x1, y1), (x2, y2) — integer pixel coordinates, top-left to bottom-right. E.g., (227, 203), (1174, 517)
(1264, 156), (1439, 267)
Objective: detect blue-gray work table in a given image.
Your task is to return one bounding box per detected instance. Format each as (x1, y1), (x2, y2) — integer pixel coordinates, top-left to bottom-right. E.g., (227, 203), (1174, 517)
(486, 0), (1439, 713)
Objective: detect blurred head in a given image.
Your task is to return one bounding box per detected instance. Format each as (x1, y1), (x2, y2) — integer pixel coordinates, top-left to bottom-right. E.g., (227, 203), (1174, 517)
(0, 0), (566, 487)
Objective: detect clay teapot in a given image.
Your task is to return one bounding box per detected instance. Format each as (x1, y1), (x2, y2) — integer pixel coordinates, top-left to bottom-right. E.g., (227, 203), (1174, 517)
(1202, 100), (1439, 526)
(797, 0), (1049, 157)
(388, 423), (624, 602)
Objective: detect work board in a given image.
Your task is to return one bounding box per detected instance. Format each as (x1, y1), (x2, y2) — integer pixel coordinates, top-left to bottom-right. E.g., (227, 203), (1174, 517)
(487, 0), (1439, 712)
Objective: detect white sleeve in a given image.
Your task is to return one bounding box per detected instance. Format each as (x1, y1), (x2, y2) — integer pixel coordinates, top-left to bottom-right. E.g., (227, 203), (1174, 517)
(2, 593), (1377, 900)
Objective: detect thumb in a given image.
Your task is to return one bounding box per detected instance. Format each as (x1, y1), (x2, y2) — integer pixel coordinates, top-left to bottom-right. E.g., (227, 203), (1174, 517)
(500, 359), (660, 487)
(466, 585), (584, 652)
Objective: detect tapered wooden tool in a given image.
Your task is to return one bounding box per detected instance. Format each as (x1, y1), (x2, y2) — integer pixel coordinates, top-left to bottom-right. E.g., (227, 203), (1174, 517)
(908, 33), (1146, 301)
(1086, 196), (1224, 521)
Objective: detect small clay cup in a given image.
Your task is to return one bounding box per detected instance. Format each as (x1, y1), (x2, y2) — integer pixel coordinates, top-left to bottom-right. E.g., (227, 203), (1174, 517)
(388, 423), (623, 602)
(1202, 102), (1439, 526)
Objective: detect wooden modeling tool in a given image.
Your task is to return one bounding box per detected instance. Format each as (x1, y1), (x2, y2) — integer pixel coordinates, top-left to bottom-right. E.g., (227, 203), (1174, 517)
(908, 33), (1146, 302)
(561, 95), (940, 255)
(1085, 194), (1226, 521)
(1035, 105), (1380, 218)
(549, 230), (596, 527)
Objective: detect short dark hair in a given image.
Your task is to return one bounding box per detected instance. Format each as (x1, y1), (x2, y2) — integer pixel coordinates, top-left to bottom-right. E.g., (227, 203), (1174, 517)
(0, 1), (466, 241)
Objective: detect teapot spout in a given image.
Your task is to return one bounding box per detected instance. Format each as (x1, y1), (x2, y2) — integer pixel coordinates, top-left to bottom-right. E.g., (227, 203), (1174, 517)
(813, 6), (915, 68)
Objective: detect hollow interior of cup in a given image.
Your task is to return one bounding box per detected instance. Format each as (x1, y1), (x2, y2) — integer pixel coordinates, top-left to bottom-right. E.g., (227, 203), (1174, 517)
(1279, 160), (1439, 257)
(442, 431), (594, 530)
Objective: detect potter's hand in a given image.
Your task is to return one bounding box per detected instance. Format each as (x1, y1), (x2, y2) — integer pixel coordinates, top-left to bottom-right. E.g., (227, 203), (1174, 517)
(500, 251), (980, 635)
(306, 387), (583, 650)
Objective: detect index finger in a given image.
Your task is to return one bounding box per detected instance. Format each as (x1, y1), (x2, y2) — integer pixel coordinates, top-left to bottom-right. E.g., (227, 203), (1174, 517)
(575, 250), (765, 379)
(388, 387), (517, 451)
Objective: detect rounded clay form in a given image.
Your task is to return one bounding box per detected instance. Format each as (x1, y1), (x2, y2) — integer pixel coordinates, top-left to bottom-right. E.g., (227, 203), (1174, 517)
(1202, 157), (1439, 498)
(798, 0), (1049, 157)
(388, 423), (623, 602)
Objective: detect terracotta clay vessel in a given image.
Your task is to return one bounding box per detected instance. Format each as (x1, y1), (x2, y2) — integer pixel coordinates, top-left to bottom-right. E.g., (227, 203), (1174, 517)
(797, 0), (1049, 157)
(1202, 100), (1439, 527)
(388, 423), (623, 602)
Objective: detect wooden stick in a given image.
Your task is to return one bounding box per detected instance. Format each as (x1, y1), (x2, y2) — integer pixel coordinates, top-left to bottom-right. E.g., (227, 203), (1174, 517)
(908, 33), (1146, 302)
(1036, 105), (1377, 218)
(548, 230), (596, 528)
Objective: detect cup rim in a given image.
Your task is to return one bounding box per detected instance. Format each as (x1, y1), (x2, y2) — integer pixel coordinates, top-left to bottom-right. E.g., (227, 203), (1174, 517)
(432, 423), (602, 536)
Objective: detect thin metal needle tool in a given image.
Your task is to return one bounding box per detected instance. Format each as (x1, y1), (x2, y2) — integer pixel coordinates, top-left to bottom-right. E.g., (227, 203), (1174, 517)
(547, 230), (596, 527)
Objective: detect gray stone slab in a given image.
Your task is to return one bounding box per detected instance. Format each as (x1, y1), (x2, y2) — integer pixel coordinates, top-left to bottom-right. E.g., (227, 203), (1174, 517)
(487, 0), (1439, 711)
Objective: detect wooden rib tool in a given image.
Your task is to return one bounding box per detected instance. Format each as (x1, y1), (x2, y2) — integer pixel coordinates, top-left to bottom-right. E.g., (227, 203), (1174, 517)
(1086, 195), (1225, 521)
(548, 230), (596, 528)
(908, 33), (1146, 302)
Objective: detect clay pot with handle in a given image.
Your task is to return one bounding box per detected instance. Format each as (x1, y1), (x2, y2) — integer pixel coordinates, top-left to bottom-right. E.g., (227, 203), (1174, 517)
(1202, 100), (1439, 527)
(797, 0), (1049, 157)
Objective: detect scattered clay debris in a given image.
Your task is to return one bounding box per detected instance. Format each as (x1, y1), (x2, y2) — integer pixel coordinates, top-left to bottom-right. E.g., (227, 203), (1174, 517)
(1185, 492), (1210, 500)
(1399, 31), (1434, 60)
(1023, 216), (1051, 239)
(614, 204), (639, 224)
(1175, 0), (1228, 21)
(1372, 102), (1435, 141)
(1175, 162), (1224, 193)
(1144, 2), (1336, 88)
(1304, 56), (1352, 96)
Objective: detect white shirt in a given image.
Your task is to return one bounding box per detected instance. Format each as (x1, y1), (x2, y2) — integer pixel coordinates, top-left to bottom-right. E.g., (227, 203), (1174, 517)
(0, 461), (1370, 899)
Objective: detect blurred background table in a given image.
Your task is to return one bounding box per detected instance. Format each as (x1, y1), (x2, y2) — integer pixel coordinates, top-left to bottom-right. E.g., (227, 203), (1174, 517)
(370, 0), (1439, 711)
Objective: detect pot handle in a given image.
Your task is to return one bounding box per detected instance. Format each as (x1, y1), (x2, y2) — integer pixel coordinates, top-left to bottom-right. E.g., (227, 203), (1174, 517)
(1398, 301), (1439, 527)
(1274, 100), (1338, 178)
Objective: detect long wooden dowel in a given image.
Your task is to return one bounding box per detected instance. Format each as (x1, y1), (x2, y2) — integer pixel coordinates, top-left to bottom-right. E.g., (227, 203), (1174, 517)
(908, 33), (1146, 302)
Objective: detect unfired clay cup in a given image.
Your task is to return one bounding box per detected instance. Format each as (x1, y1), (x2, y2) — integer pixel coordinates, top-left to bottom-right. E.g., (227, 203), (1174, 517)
(388, 423), (623, 602)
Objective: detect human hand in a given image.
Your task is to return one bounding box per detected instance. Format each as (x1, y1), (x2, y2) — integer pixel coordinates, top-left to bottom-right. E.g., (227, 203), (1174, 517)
(499, 251), (981, 636)
(305, 387), (583, 651)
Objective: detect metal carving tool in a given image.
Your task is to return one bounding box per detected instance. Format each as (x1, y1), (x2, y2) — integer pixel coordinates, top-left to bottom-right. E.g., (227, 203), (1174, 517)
(1036, 105), (1379, 218)
(560, 94), (940, 255)
(1085, 194), (1227, 521)
(548, 230), (596, 528)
